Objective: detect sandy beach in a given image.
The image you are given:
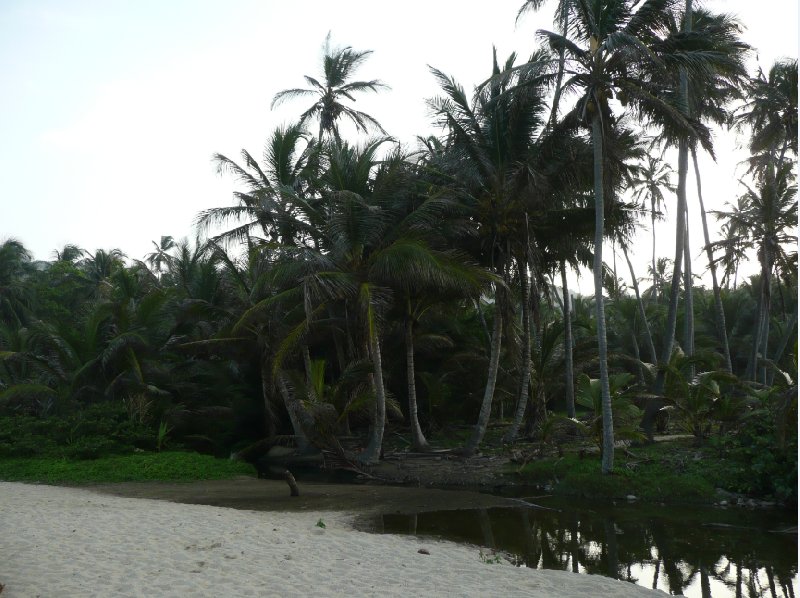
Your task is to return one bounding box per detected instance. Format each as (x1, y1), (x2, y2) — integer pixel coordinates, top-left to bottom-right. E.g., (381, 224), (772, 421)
(0, 481), (668, 597)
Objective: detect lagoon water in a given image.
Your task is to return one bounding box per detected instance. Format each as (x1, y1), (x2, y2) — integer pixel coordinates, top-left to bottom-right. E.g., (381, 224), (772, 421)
(362, 496), (797, 598)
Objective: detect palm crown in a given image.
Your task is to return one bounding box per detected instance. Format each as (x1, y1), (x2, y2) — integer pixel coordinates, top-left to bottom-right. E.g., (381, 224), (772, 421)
(271, 33), (389, 140)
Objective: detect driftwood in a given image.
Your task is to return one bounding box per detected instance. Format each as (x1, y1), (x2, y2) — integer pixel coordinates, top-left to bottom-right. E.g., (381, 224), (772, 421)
(283, 470), (300, 497)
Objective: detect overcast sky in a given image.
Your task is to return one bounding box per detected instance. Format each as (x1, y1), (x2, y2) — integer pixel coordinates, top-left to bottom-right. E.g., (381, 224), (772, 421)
(0, 0), (797, 292)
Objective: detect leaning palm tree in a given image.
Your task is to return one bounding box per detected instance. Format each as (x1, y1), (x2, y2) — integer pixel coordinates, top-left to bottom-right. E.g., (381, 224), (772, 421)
(271, 33), (389, 141)
(535, 0), (708, 473)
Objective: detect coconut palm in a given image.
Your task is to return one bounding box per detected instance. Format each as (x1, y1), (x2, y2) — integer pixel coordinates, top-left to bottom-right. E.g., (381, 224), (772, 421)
(631, 153), (674, 302)
(427, 48), (557, 454)
(535, 0), (706, 473)
(271, 33), (389, 141)
(735, 59), (798, 167)
(53, 244), (83, 264)
(145, 236), (176, 278)
(733, 58), (798, 383)
(676, 9), (749, 374)
(197, 123), (321, 249)
(655, 5), (750, 386)
(714, 164), (797, 383)
(0, 239), (34, 328)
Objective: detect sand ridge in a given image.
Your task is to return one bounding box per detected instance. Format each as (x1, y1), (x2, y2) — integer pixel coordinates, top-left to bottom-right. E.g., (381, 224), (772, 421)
(1, 481), (668, 597)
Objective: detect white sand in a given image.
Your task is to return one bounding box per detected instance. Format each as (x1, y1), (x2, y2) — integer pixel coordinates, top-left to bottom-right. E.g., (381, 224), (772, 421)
(0, 482), (668, 597)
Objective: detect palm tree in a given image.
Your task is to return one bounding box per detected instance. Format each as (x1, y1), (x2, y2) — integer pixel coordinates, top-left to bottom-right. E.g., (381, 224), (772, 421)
(197, 123), (321, 249)
(631, 153), (674, 302)
(677, 9), (750, 374)
(714, 165), (797, 383)
(368, 154), (493, 450)
(656, 4), (750, 388)
(80, 248), (126, 299)
(536, 0), (703, 473)
(53, 244), (83, 264)
(733, 58), (798, 383)
(271, 33), (389, 141)
(735, 59), (798, 167)
(0, 239), (34, 327)
(427, 49), (555, 454)
(145, 236), (176, 278)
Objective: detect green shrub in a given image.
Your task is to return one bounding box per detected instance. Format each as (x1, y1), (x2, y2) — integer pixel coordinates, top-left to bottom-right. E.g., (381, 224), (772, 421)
(0, 402), (156, 459)
(0, 452), (256, 483)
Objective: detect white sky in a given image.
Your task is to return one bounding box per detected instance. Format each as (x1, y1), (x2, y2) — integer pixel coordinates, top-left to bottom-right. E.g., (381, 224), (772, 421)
(0, 0), (797, 292)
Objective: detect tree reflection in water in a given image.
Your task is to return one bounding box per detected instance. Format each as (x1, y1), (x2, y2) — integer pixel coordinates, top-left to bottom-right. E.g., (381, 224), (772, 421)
(371, 498), (797, 598)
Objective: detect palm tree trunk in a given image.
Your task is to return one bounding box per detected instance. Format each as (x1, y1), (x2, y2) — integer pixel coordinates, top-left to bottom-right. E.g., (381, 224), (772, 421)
(259, 354), (277, 438)
(474, 298), (492, 352)
(463, 308), (503, 456)
(623, 245), (658, 365)
(747, 275), (767, 381)
(591, 113), (614, 474)
(506, 256), (532, 442)
(767, 312), (796, 385)
(656, 143), (688, 393)
(361, 328), (387, 463)
(275, 370), (309, 450)
(683, 201), (695, 379)
(759, 257), (772, 385)
(748, 246), (773, 383)
(302, 345), (318, 403)
(561, 261), (576, 419)
(631, 331), (645, 385)
(656, 0), (692, 394)
(692, 148), (732, 372)
(405, 310), (429, 450)
(651, 201), (659, 303)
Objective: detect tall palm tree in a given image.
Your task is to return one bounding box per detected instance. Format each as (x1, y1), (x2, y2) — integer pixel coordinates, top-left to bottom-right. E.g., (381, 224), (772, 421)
(677, 9), (749, 374)
(714, 165), (797, 383)
(733, 58), (798, 383)
(427, 49), (554, 454)
(536, 0), (704, 473)
(631, 153), (674, 302)
(656, 4), (750, 388)
(271, 33), (389, 141)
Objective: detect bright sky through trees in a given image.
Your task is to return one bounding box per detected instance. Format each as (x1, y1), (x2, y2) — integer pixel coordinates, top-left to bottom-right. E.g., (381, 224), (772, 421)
(0, 0), (796, 289)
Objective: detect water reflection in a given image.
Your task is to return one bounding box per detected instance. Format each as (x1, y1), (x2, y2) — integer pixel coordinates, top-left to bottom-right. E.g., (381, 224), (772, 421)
(367, 498), (797, 598)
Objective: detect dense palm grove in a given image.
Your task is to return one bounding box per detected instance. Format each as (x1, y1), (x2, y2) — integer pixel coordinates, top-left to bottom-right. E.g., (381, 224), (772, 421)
(1, 1), (796, 495)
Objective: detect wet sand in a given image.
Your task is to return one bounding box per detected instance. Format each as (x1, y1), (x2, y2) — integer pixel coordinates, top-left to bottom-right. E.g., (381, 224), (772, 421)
(1, 481), (670, 597)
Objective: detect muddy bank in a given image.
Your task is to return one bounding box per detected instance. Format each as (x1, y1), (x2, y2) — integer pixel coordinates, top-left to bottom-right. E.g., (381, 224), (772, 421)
(88, 475), (517, 516)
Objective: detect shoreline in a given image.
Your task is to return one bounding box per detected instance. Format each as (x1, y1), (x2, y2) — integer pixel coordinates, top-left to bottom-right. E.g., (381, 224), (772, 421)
(0, 481), (669, 597)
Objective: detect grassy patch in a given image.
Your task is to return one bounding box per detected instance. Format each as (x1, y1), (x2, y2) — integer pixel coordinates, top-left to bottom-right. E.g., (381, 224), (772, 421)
(0, 451), (256, 484)
(514, 439), (735, 503)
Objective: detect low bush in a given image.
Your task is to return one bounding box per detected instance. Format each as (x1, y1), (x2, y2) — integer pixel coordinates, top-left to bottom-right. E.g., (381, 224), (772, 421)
(0, 452), (255, 483)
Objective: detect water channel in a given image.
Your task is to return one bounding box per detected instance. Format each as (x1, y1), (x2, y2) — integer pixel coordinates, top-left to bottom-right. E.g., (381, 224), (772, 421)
(360, 496), (797, 598)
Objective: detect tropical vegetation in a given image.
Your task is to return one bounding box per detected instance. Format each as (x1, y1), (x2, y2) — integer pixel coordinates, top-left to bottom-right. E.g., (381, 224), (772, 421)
(0, 3), (796, 504)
